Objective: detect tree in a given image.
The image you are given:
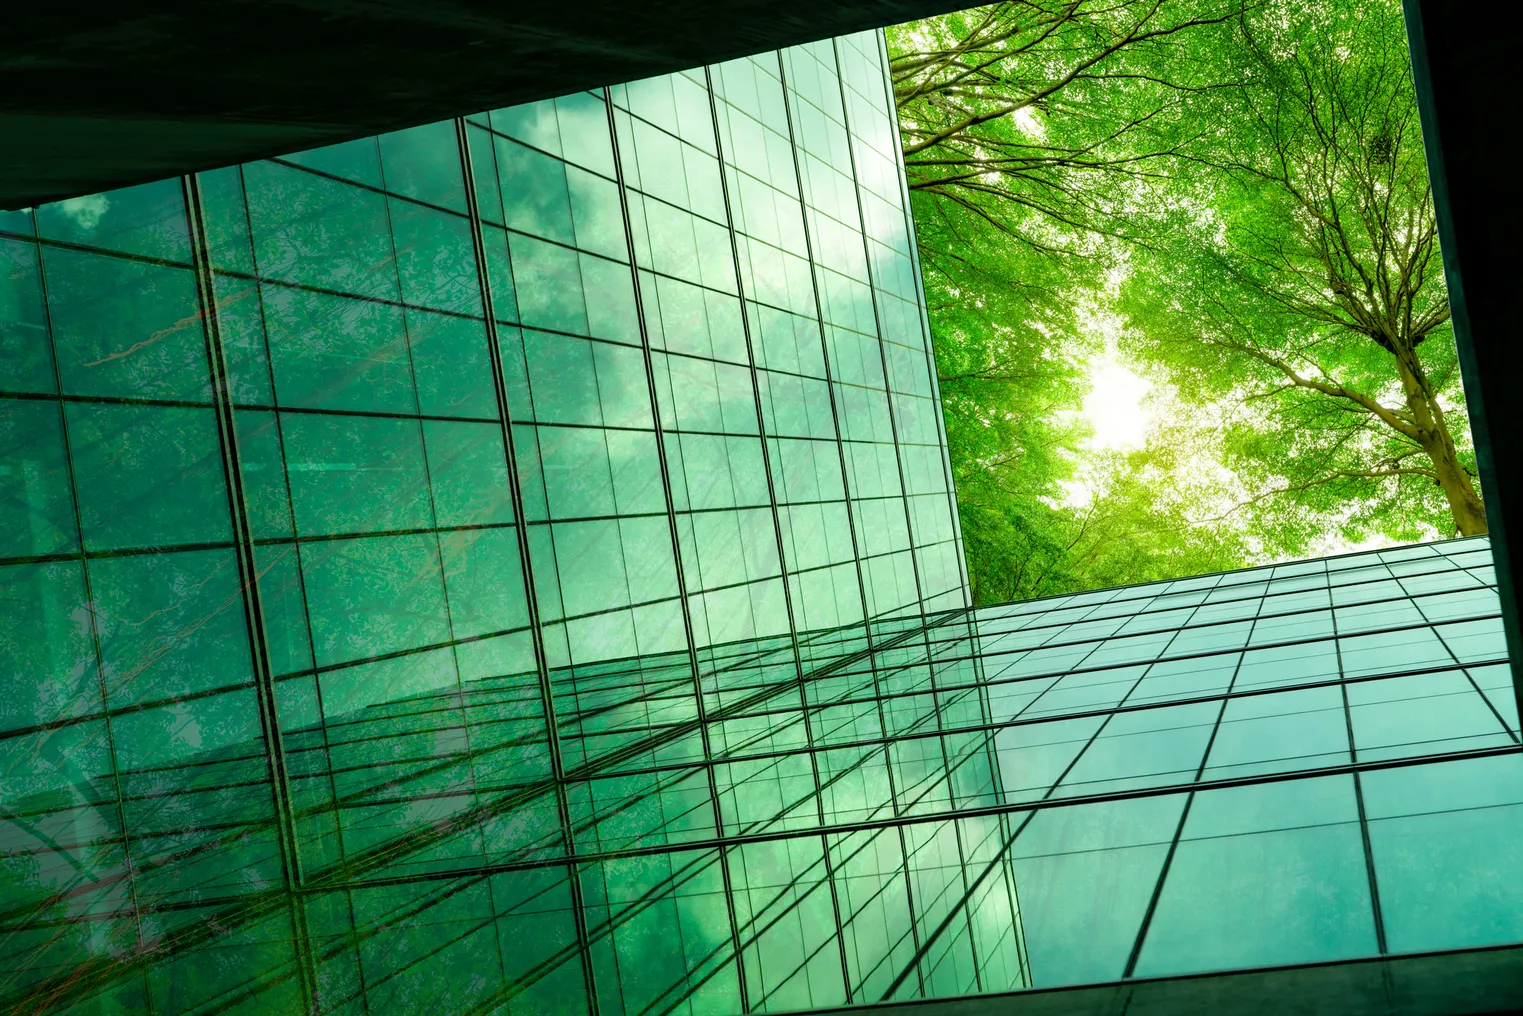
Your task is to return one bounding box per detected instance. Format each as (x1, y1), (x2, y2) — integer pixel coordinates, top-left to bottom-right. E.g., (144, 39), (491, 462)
(924, 221), (1093, 603)
(923, 207), (1254, 602)
(889, 1), (1255, 602)
(890, 0), (1244, 251)
(1121, 0), (1484, 539)
(888, 0), (1485, 604)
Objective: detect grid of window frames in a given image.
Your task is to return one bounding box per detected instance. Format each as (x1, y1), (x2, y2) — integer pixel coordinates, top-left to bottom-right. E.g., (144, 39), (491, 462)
(0, 29), (1004, 1016)
(966, 534), (1520, 984)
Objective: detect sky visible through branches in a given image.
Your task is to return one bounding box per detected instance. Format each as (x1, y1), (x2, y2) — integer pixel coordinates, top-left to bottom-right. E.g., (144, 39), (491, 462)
(887, 0), (1482, 605)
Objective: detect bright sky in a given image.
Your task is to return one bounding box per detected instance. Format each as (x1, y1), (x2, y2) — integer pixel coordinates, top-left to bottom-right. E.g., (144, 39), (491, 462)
(1082, 354), (1152, 450)
(1055, 335), (1441, 560)
(1009, 105), (1045, 137)
(1055, 351), (1154, 509)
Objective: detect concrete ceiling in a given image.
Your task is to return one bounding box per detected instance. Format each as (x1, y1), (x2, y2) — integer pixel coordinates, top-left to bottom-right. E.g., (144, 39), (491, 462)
(0, 0), (971, 209)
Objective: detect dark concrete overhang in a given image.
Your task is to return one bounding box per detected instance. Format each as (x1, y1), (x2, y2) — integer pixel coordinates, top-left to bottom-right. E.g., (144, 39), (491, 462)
(0, 0), (971, 210)
(815, 944), (1523, 1016)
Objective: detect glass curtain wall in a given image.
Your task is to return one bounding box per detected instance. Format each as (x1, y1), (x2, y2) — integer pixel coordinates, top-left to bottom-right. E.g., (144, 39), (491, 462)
(967, 534), (1520, 983)
(0, 30), (1000, 1016)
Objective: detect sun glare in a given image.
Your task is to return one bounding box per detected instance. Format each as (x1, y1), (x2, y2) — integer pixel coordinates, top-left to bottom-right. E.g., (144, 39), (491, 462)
(1082, 354), (1152, 450)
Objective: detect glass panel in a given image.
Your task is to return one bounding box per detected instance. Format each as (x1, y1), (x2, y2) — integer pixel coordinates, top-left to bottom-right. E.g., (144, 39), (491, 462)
(1363, 755), (1523, 953)
(1134, 778), (1376, 976)
(1012, 795), (1185, 986)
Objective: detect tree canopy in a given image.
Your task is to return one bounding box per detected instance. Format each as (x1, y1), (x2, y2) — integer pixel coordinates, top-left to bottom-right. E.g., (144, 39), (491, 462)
(888, 0), (1480, 604)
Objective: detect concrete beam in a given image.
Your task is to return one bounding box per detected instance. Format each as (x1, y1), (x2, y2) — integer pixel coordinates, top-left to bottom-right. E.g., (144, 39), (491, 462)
(811, 944), (1523, 1016)
(0, 0), (971, 208)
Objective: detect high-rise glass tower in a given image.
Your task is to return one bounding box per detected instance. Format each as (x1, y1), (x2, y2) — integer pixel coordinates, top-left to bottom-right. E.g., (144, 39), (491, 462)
(0, 32), (1004, 1015)
(1, 27), (1520, 1016)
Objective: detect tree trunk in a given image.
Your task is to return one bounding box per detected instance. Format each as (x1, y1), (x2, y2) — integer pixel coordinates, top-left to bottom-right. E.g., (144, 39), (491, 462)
(1418, 427), (1489, 536)
(1394, 349), (1488, 537)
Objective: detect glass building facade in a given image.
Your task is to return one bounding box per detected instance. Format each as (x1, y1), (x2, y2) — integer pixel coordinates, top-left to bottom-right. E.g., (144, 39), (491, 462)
(1, 25), (1521, 1016)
